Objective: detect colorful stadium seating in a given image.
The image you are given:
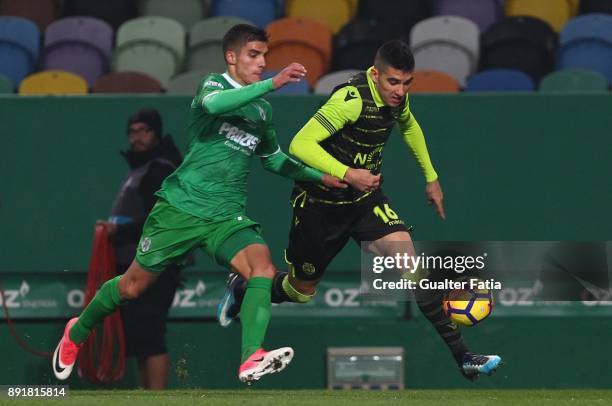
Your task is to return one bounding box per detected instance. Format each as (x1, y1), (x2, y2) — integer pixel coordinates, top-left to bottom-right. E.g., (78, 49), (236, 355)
(0, 0), (610, 95)
(314, 69), (360, 95)
(285, 0), (358, 34)
(19, 70), (88, 95)
(166, 69), (209, 94)
(580, 0), (612, 15)
(0, 0), (61, 31)
(92, 71), (162, 93)
(481, 16), (557, 82)
(138, 0), (209, 30)
(465, 69), (535, 92)
(212, 0), (278, 28)
(410, 70), (460, 93)
(333, 19), (395, 71)
(539, 69), (609, 92)
(411, 16), (480, 86)
(266, 17), (332, 88)
(432, 0), (503, 32)
(114, 17), (185, 87)
(187, 16), (253, 73)
(63, 0), (137, 30)
(357, 0), (430, 41)
(0, 16), (39, 86)
(42, 17), (113, 87)
(558, 13), (612, 84)
(506, 0), (579, 32)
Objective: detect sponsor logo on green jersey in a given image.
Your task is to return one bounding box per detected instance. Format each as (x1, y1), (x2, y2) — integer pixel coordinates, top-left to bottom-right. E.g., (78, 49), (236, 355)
(219, 122), (260, 152)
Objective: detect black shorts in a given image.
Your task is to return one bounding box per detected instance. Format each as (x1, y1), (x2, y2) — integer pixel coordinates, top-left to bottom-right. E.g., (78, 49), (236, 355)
(118, 264), (180, 358)
(286, 189), (410, 281)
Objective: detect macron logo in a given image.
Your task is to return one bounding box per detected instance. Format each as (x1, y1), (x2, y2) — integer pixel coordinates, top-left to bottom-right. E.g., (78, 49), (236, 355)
(219, 122), (260, 151)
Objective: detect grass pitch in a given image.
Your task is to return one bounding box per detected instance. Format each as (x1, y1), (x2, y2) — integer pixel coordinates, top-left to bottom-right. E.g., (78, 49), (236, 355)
(2, 390), (612, 406)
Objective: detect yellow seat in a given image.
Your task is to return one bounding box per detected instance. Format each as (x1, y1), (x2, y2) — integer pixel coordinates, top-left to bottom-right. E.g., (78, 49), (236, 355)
(19, 70), (88, 95)
(506, 0), (579, 32)
(285, 0), (358, 34)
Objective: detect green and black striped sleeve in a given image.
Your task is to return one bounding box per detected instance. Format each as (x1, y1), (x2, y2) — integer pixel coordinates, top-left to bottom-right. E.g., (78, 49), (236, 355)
(289, 86), (362, 179)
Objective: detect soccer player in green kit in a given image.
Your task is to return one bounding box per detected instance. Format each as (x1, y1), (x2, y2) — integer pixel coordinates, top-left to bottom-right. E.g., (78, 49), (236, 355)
(219, 40), (502, 381)
(52, 24), (345, 384)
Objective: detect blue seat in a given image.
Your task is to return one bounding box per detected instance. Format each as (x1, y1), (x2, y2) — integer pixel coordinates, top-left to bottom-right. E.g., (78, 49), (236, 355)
(262, 70), (310, 94)
(0, 16), (40, 85)
(558, 14), (612, 84)
(211, 0), (279, 28)
(465, 69), (535, 92)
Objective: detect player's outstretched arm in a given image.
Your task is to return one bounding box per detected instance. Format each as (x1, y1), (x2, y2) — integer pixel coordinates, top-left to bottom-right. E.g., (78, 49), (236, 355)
(260, 149), (346, 188)
(202, 64), (307, 116)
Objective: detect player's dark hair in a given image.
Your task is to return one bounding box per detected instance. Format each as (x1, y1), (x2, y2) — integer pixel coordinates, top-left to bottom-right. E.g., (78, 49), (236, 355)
(374, 40), (415, 72)
(222, 24), (269, 55)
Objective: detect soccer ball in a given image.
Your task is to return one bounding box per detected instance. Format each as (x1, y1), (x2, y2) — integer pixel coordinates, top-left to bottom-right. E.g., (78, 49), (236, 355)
(442, 280), (493, 326)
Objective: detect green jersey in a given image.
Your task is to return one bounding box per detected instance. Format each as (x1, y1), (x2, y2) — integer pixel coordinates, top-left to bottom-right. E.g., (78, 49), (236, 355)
(157, 73), (280, 220)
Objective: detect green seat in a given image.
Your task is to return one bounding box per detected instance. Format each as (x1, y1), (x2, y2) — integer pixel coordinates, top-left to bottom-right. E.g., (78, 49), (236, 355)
(539, 69), (609, 93)
(114, 17), (186, 87)
(0, 73), (14, 93)
(114, 43), (176, 88)
(187, 16), (253, 72)
(167, 69), (210, 95)
(138, 0), (209, 30)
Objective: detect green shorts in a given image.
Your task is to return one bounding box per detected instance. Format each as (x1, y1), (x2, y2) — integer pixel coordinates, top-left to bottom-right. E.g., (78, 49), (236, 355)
(135, 199), (266, 272)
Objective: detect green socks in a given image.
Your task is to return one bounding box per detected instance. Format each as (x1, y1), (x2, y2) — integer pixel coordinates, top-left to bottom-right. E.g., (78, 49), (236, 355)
(69, 275), (124, 344)
(240, 277), (273, 362)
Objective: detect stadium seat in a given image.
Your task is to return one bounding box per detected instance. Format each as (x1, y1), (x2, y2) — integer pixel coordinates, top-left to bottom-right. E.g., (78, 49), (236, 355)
(357, 0), (430, 41)
(465, 69), (535, 92)
(333, 20), (395, 71)
(505, 0), (579, 32)
(409, 70), (460, 93)
(138, 0), (209, 30)
(92, 71), (163, 93)
(580, 0), (612, 15)
(314, 69), (360, 95)
(0, 73), (13, 93)
(481, 16), (557, 82)
(262, 70), (310, 94)
(211, 0), (279, 28)
(285, 0), (358, 34)
(266, 17), (332, 88)
(410, 16), (480, 86)
(187, 16), (253, 73)
(63, 0), (138, 30)
(114, 17), (185, 87)
(558, 14), (612, 84)
(166, 69), (209, 94)
(0, 0), (60, 31)
(42, 17), (113, 87)
(0, 16), (39, 86)
(432, 0), (503, 32)
(18, 70), (88, 95)
(539, 69), (609, 92)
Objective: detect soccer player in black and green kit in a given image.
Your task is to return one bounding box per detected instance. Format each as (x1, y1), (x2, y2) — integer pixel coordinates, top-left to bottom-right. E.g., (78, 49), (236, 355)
(52, 24), (345, 384)
(219, 40), (502, 380)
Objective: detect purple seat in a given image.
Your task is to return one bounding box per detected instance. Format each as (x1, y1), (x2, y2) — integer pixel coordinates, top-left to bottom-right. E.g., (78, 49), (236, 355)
(41, 17), (113, 86)
(432, 0), (503, 32)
